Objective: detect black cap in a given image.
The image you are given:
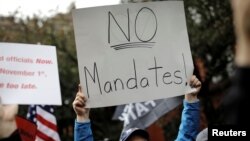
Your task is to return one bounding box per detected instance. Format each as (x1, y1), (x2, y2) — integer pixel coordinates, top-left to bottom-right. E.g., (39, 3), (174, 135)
(120, 128), (149, 141)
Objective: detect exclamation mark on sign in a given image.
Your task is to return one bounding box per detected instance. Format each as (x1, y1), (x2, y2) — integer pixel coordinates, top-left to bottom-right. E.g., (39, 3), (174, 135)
(182, 53), (188, 86)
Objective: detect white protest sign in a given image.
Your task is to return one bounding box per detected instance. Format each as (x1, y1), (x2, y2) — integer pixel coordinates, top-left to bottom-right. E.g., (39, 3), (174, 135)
(0, 43), (61, 105)
(73, 1), (193, 108)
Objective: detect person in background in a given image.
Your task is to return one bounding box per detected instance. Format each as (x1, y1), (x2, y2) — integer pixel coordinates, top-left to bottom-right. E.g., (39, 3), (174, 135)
(0, 97), (21, 141)
(220, 0), (250, 126)
(194, 1), (250, 140)
(73, 75), (202, 141)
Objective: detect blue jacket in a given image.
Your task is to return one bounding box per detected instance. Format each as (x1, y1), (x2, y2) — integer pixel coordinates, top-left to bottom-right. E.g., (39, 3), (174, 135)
(74, 120), (93, 141)
(74, 100), (200, 141)
(175, 100), (200, 141)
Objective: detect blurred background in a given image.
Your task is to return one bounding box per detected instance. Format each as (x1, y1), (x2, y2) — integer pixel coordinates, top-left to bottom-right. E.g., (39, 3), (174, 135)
(0, 0), (235, 140)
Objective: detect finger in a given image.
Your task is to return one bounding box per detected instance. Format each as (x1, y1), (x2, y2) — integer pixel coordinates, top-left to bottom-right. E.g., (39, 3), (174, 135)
(193, 78), (199, 86)
(76, 96), (85, 105)
(76, 92), (84, 99)
(76, 94), (86, 103)
(77, 92), (88, 103)
(195, 81), (202, 88)
(77, 93), (84, 98)
(191, 75), (196, 82)
(74, 100), (84, 108)
(82, 95), (88, 102)
(189, 75), (196, 86)
(77, 87), (85, 98)
(74, 100), (88, 110)
(75, 95), (84, 103)
(75, 106), (84, 112)
(75, 103), (83, 108)
(74, 95), (84, 103)
(78, 84), (82, 93)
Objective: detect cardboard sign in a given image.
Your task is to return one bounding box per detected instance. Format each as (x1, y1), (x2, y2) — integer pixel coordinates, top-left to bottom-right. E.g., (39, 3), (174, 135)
(0, 43), (61, 105)
(73, 1), (193, 108)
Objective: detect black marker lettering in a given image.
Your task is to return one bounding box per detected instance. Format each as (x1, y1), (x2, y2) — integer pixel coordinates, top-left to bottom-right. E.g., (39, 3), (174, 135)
(84, 62), (102, 98)
(114, 78), (125, 91)
(135, 7), (157, 42)
(140, 77), (150, 88)
(174, 70), (183, 84)
(108, 9), (130, 44)
(127, 59), (138, 89)
(104, 81), (113, 93)
(182, 53), (188, 86)
(148, 57), (163, 87)
(162, 72), (172, 84)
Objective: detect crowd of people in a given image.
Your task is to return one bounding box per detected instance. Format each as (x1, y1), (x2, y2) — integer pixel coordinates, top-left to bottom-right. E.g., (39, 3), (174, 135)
(1, 0), (249, 140)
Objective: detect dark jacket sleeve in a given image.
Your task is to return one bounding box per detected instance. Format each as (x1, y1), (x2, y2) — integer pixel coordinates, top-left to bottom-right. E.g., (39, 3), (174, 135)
(221, 67), (250, 125)
(74, 120), (94, 141)
(175, 100), (200, 141)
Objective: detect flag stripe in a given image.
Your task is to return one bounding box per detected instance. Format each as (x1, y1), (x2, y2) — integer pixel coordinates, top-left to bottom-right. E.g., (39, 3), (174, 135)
(35, 136), (44, 141)
(37, 130), (55, 141)
(36, 106), (56, 125)
(36, 114), (57, 132)
(37, 121), (60, 141)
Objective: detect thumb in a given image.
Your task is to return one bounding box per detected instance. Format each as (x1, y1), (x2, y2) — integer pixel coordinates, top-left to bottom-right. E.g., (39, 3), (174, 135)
(78, 84), (82, 93)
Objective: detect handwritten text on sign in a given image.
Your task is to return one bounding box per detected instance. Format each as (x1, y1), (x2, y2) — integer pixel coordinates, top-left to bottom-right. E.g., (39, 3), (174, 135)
(0, 43), (61, 105)
(73, 1), (193, 108)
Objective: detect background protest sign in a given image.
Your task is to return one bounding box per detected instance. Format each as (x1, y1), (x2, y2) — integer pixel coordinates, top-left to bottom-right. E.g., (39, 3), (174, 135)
(112, 96), (182, 129)
(0, 43), (61, 105)
(73, 1), (193, 108)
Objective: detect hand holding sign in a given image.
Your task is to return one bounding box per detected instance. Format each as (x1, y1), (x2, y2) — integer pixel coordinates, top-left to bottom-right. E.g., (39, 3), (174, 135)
(72, 85), (90, 122)
(185, 75), (202, 103)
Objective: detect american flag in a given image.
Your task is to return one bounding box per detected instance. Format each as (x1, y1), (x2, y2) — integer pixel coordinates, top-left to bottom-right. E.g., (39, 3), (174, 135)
(27, 105), (61, 141)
